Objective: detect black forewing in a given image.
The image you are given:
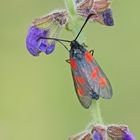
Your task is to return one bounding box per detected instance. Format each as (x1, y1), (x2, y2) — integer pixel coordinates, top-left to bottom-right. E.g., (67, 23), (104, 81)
(70, 49), (112, 108)
(93, 59), (113, 99)
(70, 53), (100, 108)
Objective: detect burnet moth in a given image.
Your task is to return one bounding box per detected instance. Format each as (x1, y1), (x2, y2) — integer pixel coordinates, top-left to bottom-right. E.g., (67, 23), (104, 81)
(39, 14), (113, 109)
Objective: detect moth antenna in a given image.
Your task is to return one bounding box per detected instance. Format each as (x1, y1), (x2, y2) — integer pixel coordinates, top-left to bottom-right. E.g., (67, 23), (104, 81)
(56, 40), (70, 52)
(39, 37), (71, 43)
(38, 37), (70, 52)
(38, 13), (95, 52)
(74, 14), (95, 41)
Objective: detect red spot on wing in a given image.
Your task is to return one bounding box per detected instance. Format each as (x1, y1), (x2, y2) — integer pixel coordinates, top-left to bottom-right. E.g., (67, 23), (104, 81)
(74, 76), (85, 85)
(91, 66), (100, 79)
(99, 77), (107, 88)
(85, 51), (94, 63)
(95, 66), (100, 72)
(77, 87), (84, 97)
(70, 58), (77, 70)
(91, 69), (97, 79)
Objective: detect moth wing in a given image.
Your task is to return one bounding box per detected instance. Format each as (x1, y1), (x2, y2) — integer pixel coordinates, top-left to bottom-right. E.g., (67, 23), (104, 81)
(71, 66), (93, 109)
(93, 59), (113, 99)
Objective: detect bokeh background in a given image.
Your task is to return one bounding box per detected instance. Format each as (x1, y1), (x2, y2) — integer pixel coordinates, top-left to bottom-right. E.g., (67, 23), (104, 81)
(0, 0), (139, 139)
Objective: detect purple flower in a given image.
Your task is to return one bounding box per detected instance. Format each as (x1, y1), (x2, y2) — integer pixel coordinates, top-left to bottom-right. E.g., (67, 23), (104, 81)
(26, 10), (69, 56)
(92, 125), (107, 140)
(26, 26), (55, 56)
(93, 130), (103, 140)
(123, 131), (136, 140)
(45, 43), (55, 54)
(102, 9), (114, 26)
(76, 0), (114, 27)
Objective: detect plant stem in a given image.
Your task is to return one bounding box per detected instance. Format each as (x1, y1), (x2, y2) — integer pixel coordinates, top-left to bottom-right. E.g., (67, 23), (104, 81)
(91, 101), (104, 124)
(65, 0), (104, 125)
(65, 0), (84, 40)
(65, 0), (77, 18)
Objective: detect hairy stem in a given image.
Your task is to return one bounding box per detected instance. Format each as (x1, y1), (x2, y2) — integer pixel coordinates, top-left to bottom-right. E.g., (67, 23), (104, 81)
(86, 101), (104, 130)
(91, 101), (104, 124)
(65, 0), (83, 39)
(65, 0), (77, 18)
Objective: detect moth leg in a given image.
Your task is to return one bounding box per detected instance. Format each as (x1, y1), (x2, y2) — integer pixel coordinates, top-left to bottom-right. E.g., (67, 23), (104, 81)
(82, 43), (88, 48)
(89, 49), (94, 56)
(65, 59), (70, 64)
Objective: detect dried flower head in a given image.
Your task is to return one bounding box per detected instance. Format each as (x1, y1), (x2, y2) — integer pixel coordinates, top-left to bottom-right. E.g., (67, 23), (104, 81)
(69, 124), (136, 140)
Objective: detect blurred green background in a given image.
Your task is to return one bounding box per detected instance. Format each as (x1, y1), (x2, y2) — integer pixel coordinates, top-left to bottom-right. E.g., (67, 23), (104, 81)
(0, 0), (139, 139)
